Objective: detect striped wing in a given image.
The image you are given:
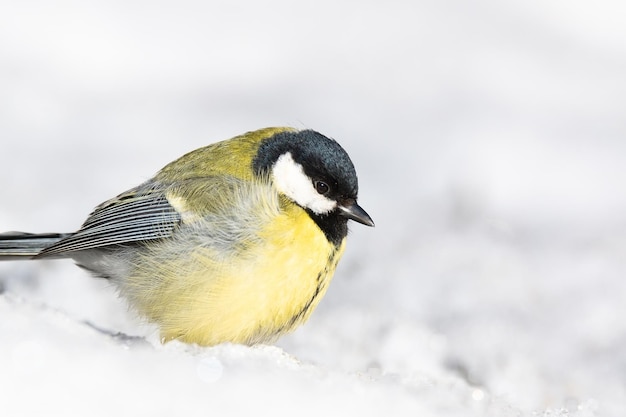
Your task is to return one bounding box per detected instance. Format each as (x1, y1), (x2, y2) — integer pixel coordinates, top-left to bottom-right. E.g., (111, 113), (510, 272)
(37, 186), (181, 258)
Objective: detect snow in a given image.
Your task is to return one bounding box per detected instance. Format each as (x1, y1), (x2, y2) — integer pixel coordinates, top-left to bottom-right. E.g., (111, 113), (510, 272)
(1, 1), (626, 416)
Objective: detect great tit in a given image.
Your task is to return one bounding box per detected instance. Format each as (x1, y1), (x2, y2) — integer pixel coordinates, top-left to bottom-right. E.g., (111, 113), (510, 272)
(0, 127), (374, 346)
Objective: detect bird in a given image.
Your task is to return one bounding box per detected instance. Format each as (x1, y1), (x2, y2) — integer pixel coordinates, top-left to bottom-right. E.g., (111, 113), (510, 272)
(0, 127), (374, 346)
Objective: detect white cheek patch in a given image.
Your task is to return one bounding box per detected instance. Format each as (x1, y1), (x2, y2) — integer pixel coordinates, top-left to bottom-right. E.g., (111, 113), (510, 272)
(272, 152), (337, 215)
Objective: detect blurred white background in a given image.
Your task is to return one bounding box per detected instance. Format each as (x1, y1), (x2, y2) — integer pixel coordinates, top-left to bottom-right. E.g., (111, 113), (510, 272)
(1, 1), (625, 416)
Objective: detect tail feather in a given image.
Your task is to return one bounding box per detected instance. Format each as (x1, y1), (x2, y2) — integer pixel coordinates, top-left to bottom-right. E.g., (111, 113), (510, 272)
(0, 232), (72, 260)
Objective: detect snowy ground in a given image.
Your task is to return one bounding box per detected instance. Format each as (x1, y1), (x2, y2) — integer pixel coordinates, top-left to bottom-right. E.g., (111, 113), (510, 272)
(1, 1), (625, 416)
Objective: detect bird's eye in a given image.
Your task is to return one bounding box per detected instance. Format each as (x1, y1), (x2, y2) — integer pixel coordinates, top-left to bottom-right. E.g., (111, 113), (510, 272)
(314, 180), (330, 195)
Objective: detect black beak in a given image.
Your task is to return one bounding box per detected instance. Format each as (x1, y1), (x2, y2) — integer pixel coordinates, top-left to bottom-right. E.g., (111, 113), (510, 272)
(338, 200), (375, 227)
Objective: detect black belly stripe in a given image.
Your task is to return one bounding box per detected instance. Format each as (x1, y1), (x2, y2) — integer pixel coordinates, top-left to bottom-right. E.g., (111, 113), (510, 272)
(284, 248), (340, 329)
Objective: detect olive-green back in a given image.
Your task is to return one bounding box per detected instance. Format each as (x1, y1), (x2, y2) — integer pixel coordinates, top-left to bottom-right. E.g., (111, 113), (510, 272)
(155, 127), (296, 182)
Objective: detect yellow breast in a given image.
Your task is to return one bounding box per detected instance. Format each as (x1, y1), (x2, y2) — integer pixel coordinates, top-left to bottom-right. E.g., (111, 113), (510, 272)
(123, 197), (345, 346)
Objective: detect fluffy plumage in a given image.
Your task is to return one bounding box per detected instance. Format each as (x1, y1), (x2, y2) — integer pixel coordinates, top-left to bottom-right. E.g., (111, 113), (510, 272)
(0, 127), (373, 345)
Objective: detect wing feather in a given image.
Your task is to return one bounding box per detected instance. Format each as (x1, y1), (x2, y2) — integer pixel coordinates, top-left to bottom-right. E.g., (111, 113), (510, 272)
(37, 186), (181, 257)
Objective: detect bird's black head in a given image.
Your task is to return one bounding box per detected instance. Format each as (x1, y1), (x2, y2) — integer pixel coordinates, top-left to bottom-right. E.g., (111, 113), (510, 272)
(253, 129), (374, 246)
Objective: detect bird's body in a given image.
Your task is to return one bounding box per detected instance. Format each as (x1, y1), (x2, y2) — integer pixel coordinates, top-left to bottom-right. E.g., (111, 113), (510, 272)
(0, 127), (373, 346)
